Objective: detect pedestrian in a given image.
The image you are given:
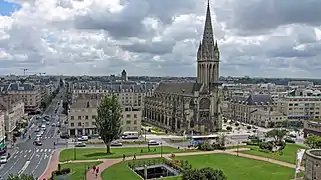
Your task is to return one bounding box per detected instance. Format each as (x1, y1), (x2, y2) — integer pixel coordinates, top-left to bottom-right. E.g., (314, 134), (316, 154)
(93, 165), (96, 174)
(123, 154), (126, 161)
(96, 167), (99, 176)
(133, 153), (136, 160)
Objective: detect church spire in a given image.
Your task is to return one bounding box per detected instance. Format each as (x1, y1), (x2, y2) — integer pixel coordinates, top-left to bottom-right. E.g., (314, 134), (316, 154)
(202, 0), (214, 47)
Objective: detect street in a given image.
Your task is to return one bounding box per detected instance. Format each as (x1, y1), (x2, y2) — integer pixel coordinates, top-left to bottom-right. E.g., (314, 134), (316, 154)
(0, 88), (65, 179)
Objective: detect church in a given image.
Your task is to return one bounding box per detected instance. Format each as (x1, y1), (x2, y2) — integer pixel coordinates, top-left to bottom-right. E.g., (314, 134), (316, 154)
(143, 1), (222, 134)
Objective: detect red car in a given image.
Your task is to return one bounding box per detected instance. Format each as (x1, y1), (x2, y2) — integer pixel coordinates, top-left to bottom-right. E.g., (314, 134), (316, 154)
(34, 140), (42, 146)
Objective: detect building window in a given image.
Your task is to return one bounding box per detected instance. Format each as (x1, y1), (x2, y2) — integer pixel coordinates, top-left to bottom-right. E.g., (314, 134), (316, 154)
(126, 120), (131, 124)
(92, 115), (96, 119)
(70, 123), (74, 127)
(134, 120), (137, 124)
(92, 122), (96, 126)
(78, 122), (82, 127)
(85, 116), (88, 120)
(134, 114), (137, 118)
(126, 114), (130, 118)
(78, 116), (81, 120)
(71, 116), (74, 120)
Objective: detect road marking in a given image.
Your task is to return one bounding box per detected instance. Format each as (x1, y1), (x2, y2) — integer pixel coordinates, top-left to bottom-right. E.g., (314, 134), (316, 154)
(28, 150), (32, 153)
(44, 149), (47, 152)
(25, 150), (28, 153)
(3, 156), (19, 175)
(18, 160), (30, 175)
(48, 149), (51, 152)
(20, 151), (23, 154)
(31, 154), (43, 174)
(36, 149), (39, 152)
(40, 149), (43, 152)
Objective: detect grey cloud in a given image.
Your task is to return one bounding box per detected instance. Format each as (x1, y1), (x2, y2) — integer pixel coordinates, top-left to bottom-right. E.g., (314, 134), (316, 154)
(121, 40), (175, 55)
(220, 0), (321, 35)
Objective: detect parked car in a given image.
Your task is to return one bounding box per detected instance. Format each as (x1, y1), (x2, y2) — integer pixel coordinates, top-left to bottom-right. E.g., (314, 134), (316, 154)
(52, 123), (56, 126)
(0, 156), (7, 164)
(111, 141), (123, 147)
(77, 136), (89, 141)
(75, 142), (86, 147)
(35, 128), (40, 132)
(284, 137), (295, 143)
(148, 140), (160, 146)
(46, 121), (50, 125)
(60, 133), (70, 139)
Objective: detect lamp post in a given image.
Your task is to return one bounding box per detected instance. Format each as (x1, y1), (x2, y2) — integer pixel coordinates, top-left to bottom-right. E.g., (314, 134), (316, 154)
(236, 142), (239, 156)
(144, 117), (147, 142)
(74, 136), (76, 160)
(160, 142), (163, 157)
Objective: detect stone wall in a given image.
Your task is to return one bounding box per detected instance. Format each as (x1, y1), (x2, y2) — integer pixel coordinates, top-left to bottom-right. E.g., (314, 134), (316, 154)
(304, 149), (321, 180)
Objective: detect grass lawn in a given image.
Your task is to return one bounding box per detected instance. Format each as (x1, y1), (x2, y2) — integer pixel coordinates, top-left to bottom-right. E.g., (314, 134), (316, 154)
(101, 154), (296, 180)
(240, 144), (308, 164)
(175, 154), (295, 180)
(59, 161), (102, 180)
(59, 146), (187, 162)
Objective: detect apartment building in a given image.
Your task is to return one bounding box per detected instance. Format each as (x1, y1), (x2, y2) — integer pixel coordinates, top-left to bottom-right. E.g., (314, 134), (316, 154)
(226, 94), (286, 127)
(303, 120), (321, 137)
(0, 94), (25, 145)
(0, 113), (5, 153)
(3, 83), (41, 113)
(278, 96), (321, 120)
(67, 82), (154, 136)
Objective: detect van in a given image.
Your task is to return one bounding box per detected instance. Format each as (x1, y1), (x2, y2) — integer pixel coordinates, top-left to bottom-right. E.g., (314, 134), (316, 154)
(78, 136), (88, 141)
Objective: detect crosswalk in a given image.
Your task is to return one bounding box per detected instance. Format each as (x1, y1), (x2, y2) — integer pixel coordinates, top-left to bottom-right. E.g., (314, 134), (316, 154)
(40, 136), (55, 139)
(15, 149), (52, 154)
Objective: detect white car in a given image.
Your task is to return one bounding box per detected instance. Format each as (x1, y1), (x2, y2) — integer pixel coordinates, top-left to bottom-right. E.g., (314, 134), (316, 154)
(148, 140), (160, 146)
(0, 156), (7, 164)
(36, 134), (42, 138)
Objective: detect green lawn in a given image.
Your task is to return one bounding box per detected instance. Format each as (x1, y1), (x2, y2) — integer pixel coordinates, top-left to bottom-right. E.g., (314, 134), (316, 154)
(59, 161), (102, 180)
(240, 144), (308, 164)
(59, 146), (186, 162)
(101, 154), (296, 180)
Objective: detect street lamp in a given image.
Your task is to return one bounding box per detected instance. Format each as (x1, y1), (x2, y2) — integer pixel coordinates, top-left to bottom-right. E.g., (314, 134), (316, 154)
(160, 142), (163, 157)
(236, 142), (239, 156)
(144, 117), (147, 142)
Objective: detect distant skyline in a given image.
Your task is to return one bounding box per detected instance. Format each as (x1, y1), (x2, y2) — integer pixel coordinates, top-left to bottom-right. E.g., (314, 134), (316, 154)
(1, 0), (321, 78)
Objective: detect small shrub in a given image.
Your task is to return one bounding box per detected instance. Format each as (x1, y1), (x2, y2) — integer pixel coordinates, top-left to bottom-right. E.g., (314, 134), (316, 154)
(60, 168), (71, 174)
(226, 126), (232, 131)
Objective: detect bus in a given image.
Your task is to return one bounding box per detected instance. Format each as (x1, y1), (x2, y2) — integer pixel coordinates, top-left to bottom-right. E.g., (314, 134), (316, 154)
(190, 135), (219, 146)
(121, 131), (139, 139)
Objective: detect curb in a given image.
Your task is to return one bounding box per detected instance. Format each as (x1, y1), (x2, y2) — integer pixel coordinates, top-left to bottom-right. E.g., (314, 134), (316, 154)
(38, 149), (57, 180)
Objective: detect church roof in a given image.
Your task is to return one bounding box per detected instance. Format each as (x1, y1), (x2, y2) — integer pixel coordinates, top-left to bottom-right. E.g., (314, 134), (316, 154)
(155, 82), (203, 94)
(231, 94), (274, 105)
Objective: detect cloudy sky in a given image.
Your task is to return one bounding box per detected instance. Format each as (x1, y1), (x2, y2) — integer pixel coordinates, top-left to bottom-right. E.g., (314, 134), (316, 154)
(0, 0), (321, 78)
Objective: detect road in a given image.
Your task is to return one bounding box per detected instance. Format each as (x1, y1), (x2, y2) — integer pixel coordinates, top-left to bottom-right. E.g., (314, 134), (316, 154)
(0, 88), (65, 179)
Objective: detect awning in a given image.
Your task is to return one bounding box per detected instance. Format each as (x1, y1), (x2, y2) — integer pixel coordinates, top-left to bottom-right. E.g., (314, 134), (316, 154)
(0, 140), (7, 149)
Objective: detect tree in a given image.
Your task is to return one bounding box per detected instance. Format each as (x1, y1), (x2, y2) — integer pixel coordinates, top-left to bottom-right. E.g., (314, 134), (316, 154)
(304, 136), (321, 149)
(7, 174), (34, 180)
(182, 168), (227, 180)
(96, 95), (122, 154)
(200, 168), (227, 180)
(219, 133), (227, 147)
(281, 120), (290, 128)
(266, 129), (287, 143)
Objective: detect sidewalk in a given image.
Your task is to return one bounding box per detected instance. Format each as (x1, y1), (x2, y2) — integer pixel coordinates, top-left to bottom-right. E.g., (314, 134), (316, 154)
(38, 149), (61, 180)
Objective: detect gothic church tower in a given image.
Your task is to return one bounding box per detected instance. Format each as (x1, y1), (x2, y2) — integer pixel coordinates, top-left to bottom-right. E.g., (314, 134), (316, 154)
(197, 0), (220, 88)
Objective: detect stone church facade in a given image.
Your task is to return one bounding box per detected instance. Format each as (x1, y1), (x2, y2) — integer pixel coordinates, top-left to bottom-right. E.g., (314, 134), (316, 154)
(143, 1), (222, 134)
